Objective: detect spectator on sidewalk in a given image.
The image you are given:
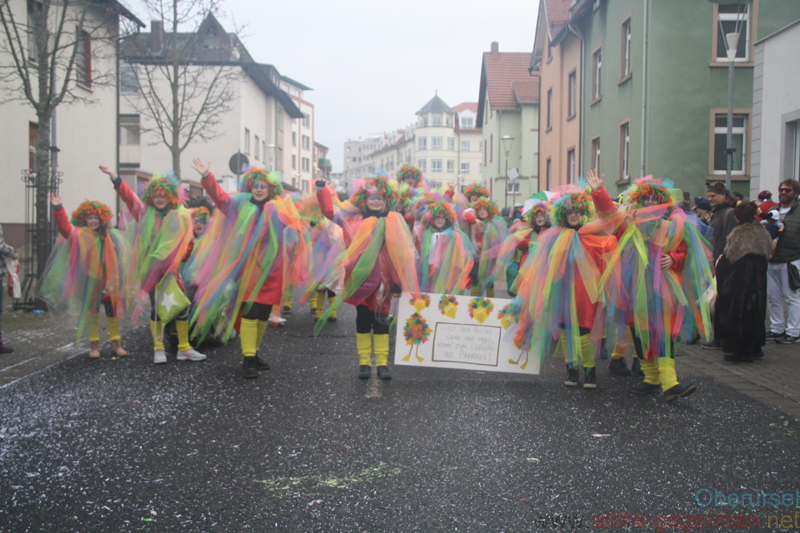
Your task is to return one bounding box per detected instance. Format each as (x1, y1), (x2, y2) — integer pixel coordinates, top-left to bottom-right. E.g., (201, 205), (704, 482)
(0, 224), (17, 354)
(715, 202), (773, 362)
(702, 182), (738, 350)
(767, 179), (800, 344)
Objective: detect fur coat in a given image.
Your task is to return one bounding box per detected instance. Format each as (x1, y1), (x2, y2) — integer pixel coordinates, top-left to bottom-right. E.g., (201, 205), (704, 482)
(714, 222), (773, 354)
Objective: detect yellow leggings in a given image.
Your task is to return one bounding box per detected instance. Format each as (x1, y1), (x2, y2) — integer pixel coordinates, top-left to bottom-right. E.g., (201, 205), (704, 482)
(88, 314), (121, 342)
(560, 330), (595, 369)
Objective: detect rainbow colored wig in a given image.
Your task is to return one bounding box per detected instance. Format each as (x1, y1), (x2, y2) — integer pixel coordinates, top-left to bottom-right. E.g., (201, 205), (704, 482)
(551, 191), (594, 227)
(465, 183), (490, 199)
(350, 176), (400, 212)
(142, 176), (181, 210)
(523, 202), (550, 225)
(397, 164), (422, 183)
(241, 167), (284, 200)
(624, 176), (675, 207)
(470, 198), (498, 220)
(71, 200), (113, 227)
(424, 201), (456, 228)
(191, 206), (210, 223)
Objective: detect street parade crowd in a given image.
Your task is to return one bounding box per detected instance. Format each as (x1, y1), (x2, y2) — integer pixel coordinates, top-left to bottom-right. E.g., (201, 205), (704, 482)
(1, 161), (799, 403)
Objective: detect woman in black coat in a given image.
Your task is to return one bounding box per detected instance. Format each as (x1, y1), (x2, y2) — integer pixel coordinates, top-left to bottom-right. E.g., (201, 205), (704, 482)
(715, 202), (773, 362)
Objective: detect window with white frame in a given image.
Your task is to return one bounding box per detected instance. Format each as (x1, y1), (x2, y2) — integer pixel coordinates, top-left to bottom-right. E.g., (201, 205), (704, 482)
(278, 107), (284, 131)
(302, 135), (310, 150)
(461, 117), (474, 129)
(431, 159), (443, 173)
(621, 17), (632, 79)
(715, 4), (750, 61)
(619, 121), (631, 181)
(479, 162), (483, 173)
(568, 71), (577, 118)
(546, 158), (552, 189)
(547, 88), (553, 129)
(592, 48), (602, 101)
(433, 114), (442, 126)
(254, 135), (260, 159)
(422, 116), (429, 127)
(75, 31), (92, 88)
(448, 137), (455, 150)
(507, 181), (519, 195)
(292, 132), (297, 146)
(461, 140), (470, 151)
(447, 160), (455, 173)
(120, 63), (139, 92)
(432, 136), (443, 150)
(302, 157), (310, 172)
(419, 136), (427, 150)
(713, 113), (747, 174)
(591, 136), (601, 170)
(418, 159), (427, 172)
(567, 149), (576, 183)
(788, 120), (800, 181)
(244, 128), (251, 154)
(461, 162), (470, 173)
(292, 155), (297, 169)
(302, 113), (311, 128)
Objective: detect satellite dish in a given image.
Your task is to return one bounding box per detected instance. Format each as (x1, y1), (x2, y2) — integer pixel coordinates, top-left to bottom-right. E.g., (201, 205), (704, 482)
(229, 152), (250, 175)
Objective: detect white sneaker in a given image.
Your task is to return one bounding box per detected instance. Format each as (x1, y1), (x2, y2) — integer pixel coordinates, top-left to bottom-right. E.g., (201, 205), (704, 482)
(154, 349), (167, 364)
(177, 348), (207, 361)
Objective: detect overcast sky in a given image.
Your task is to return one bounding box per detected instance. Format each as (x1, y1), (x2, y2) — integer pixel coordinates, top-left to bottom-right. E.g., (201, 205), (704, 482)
(127, 0), (540, 173)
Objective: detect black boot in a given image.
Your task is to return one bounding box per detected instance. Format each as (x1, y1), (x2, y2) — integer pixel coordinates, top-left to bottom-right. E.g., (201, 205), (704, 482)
(663, 383), (697, 401)
(608, 357), (631, 376)
(254, 352), (270, 370)
(565, 364), (579, 387)
(583, 367), (597, 389)
(377, 366), (392, 380)
(243, 357), (259, 379)
(0, 334), (13, 354)
(358, 365), (371, 379)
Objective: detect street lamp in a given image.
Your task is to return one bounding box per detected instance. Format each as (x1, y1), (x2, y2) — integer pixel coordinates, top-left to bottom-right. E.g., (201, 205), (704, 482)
(708, 0), (751, 190)
(457, 174), (463, 193)
(501, 135), (515, 210)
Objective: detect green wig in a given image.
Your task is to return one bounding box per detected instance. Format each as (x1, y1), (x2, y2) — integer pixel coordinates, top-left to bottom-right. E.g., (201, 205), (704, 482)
(425, 201), (456, 228)
(142, 176), (181, 210)
(465, 183), (490, 199)
(397, 164), (422, 183)
(551, 191), (595, 227)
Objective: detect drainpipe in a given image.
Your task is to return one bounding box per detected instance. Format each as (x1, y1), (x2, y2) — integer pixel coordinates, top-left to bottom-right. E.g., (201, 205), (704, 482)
(565, 23), (584, 179)
(640, 0), (649, 178)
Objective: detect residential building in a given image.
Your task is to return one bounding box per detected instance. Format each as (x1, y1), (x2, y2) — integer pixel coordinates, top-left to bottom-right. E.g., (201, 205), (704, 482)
(282, 75), (315, 193)
(751, 18), (800, 197)
(531, 0), (577, 190)
(537, 0), (800, 199)
(343, 135), (381, 191)
(315, 141), (332, 181)
(118, 14), (304, 198)
(477, 42), (541, 209)
(0, 0), (143, 254)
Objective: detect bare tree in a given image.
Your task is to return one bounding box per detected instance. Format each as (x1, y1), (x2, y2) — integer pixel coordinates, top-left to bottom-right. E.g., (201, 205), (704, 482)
(121, 0), (246, 180)
(0, 0), (140, 277)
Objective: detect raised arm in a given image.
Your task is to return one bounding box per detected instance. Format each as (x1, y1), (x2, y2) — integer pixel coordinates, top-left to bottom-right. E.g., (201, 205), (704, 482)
(50, 193), (73, 239)
(100, 164), (144, 221)
(191, 158), (231, 212)
(315, 179), (335, 221)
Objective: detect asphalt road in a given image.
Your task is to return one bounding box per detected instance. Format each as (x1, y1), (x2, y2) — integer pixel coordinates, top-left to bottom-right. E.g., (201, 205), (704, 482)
(1, 302), (799, 532)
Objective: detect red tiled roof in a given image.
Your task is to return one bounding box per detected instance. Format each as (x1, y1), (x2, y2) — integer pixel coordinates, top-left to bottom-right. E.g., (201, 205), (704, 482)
(544, 0), (571, 41)
(512, 78), (540, 104)
(483, 51), (533, 110)
(452, 102), (478, 113)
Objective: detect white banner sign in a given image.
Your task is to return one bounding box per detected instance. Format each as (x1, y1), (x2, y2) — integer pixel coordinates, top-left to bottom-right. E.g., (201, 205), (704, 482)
(393, 292), (539, 374)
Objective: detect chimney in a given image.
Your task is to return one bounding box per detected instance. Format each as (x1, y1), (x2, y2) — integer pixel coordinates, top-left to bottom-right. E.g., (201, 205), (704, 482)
(490, 41), (499, 56)
(150, 20), (163, 53)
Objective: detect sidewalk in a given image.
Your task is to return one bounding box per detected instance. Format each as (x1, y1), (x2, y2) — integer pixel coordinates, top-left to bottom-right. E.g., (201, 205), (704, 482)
(677, 338), (800, 421)
(2, 296), (799, 420)
(0, 299), (139, 387)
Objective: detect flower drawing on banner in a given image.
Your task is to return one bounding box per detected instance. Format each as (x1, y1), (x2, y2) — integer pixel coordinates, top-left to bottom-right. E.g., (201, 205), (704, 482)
(438, 295), (458, 319)
(468, 298), (494, 325)
(410, 293), (431, 313)
(497, 302), (520, 330)
(402, 312), (432, 363)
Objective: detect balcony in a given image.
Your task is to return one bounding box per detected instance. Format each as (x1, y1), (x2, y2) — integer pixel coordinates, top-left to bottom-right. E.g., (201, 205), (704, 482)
(319, 158), (332, 169)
